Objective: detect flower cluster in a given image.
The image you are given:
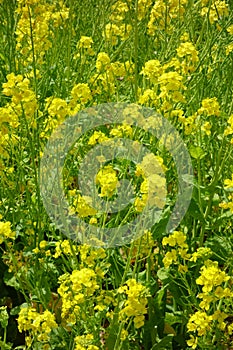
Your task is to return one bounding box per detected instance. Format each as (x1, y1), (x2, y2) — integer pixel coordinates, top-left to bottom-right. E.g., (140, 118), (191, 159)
(15, 0), (69, 65)
(68, 190), (97, 218)
(139, 54), (187, 112)
(1, 73), (37, 122)
(176, 41), (199, 74)
(57, 267), (100, 325)
(148, 0), (187, 35)
(187, 260), (233, 348)
(74, 334), (99, 350)
(75, 36), (95, 57)
(162, 230), (189, 270)
(0, 219), (15, 244)
(18, 306), (58, 346)
(219, 174), (233, 213)
(95, 164), (119, 198)
(224, 114), (233, 144)
(197, 97), (220, 117)
(200, 0), (229, 25)
(54, 239), (78, 259)
(118, 279), (149, 328)
(91, 52), (133, 96)
(134, 153), (167, 212)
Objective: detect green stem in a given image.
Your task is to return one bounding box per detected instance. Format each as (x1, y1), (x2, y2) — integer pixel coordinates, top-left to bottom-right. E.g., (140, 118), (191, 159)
(199, 140), (231, 246)
(3, 326), (7, 346)
(121, 243), (135, 285)
(134, 0), (139, 101)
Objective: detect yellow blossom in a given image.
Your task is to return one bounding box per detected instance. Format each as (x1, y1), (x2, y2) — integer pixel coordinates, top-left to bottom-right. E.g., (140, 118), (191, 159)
(95, 165), (119, 198)
(0, 221), (16, 244)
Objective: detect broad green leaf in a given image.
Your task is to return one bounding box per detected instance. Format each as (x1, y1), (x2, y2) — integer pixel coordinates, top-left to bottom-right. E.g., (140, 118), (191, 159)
(189, 145), (206, 159)
(151, 335), (174, 349)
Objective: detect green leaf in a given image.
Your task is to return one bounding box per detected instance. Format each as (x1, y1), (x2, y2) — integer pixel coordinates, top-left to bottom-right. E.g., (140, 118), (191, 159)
(152, 286), (167, 337)
(151, 335), (174, 349)
(0, 306), (9, 328)
(4, 274), (20, 290)
(187, 198), (205, 223)
(10, 305), (21, 316)
(0, 340), (13, 350)
(189, 145), (206, 159)
(157, 269), (191, 307)
(205, 236), (232, 263)
(157, 268), (170, 284)
(165, 312), (185, 326)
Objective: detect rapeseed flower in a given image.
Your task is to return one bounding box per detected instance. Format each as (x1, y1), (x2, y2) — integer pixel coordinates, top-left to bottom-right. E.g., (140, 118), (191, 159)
(118, 279), (149, 328)
(58, 268), (100, 324)
(69, 191), (97, 217)
(0, 220), (16, 244)
(76, 36), (95, 56)
(201, 0), (229, 25)
(140, 59), (163, 84)
(71, 83), (92, 104)
(223, 174), (233, 189)
(196, 260), (230, 293)
(187, 310), (212, 336)
(198, 97), (220, 117)
(95, 165), (119, 198)
(88, 131), (109, 145)
(74, 334), (99, 350)
(18, 306), (57, 344)
(176, 42), (199, 63)
(96, 52), (111, 72)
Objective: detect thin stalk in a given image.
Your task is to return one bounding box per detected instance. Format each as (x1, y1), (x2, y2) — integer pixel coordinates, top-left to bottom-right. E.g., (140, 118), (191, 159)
(199, 140), (231, 246)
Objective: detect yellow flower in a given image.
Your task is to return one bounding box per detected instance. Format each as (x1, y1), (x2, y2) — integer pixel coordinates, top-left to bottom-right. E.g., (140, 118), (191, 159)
(54, 239), (78, 258)
(138, 89), (158, 106)
(77, 36), (94, 49)
(71, 83), (92, 104)
(224, 174), (233, 189)
(187, 310), (212, 336)
(176, 42), (199, 63)
(198, 97), (220, 116)
(178, 264), (188, 273)
(88, 131), (109, 145)
(158, 71), (184, 92)
(201, 0), (229, 24)
(110, 124), (133, 137)
(95, 165), (119, 198)
(0, 221), (15, 244)
(120, 328), (128, 341)
(103, 23), (121, 45)
(74, 334), (99, 350)
(118, 279), (149, 328)
(140, 59), (163, 83)
(227, 25), (233, 35)
(201, 121), (212, 135)
(39, 240), (47, 249)
(18, 306), (57, 343)
(71, 194), (97, 218)
(187, 335), (198, 349)
(163, 249), (177, 268)
(147, 0), (187, 35)
(196, 260), (230, 293)
(134, 195), (147, 212)
(190, 247), (212, 262)
(15, 1), (68, 64)
(226, 43), (233, 55)
(223, 115), (233, 141)
(96, 52), (111, 72)
(46, 97), (69, 120)
(162, 231), (187, 248)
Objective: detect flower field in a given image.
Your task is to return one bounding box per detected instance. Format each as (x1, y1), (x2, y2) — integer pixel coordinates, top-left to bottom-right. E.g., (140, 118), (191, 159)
(0, 0), (233, 349)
